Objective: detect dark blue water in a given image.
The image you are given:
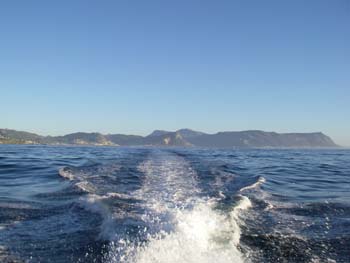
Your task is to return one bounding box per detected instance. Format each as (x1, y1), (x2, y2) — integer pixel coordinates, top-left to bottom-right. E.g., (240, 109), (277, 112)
(0, 145), (349, 262)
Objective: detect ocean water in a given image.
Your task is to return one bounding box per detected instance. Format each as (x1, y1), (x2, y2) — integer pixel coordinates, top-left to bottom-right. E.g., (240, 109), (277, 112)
(0, 145), (349, 263)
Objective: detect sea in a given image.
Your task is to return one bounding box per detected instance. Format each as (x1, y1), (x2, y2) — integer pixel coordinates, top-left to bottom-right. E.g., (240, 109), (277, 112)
(0, 145), (349, 263)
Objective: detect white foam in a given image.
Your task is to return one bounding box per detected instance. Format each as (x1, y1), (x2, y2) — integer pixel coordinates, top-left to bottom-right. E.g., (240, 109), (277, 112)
(106, 195), (252, 263)
(103, 192), (134, 199)
(135, 154), (200, 215)
(230, 195), (252, 245)
(105, 152), (252, 263)
(58, 163), (121, 183)
(67, 152), (253, 262)
(58, 167), (75, 180)
(239, 177), (266, 192)
(79, 194), (117, 240)
(136, 205), (243, 263)
(76, 181), (96, 192)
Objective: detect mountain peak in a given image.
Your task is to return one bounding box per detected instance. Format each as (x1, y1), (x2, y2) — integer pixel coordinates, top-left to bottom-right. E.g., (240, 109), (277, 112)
(147, 130), (171, 137)
(175, 129), (207, 138)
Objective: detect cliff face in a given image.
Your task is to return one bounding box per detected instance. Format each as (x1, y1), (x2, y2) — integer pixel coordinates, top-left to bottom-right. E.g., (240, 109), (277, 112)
(0, 128), (339, 148)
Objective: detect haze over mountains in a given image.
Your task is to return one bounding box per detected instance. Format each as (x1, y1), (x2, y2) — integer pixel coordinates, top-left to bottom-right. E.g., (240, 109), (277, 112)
(0, 128), (338, 148)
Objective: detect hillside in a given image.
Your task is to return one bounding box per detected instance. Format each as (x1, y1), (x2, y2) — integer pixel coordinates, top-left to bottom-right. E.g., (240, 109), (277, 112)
(0, 128), (339, 148)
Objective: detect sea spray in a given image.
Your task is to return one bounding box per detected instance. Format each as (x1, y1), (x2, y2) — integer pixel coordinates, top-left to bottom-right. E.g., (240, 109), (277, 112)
(104, 151), (253, 263)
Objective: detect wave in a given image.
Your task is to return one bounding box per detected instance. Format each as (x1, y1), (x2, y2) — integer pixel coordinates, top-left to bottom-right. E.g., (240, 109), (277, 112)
(58, 163), (122, 194)
(104, 151), (252, 263)
(0, 245), (24, 263)
(57, 151), (255, 263)
(58, 163), (132, 241)
(239, 176), (266, 192)
(58, 167), (75, 180)
(3, 145), (349, 262)
(105, 195), (252, 263)
(58, 163), (121, 183)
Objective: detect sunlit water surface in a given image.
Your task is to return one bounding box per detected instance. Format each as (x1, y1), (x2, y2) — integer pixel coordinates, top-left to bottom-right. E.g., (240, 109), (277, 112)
(0, 145), (349, 262)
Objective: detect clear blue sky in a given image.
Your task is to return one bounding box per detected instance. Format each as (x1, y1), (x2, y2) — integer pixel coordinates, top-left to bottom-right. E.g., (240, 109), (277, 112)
(0, 1), (349, 146)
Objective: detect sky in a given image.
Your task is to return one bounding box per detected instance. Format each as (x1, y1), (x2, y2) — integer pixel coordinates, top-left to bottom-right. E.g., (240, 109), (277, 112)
(0, 1), (349, 146)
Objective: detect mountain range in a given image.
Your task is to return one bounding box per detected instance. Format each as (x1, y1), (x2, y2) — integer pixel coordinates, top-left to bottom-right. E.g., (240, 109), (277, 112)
(0, 128), (338, 148)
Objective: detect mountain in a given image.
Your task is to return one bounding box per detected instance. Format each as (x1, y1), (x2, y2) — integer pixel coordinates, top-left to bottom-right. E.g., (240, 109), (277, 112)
(144, 131), (192, 146)
(175, 129), (207, 138)
(147, 130), (171, 137)
(0, 129), (45, 144)
(51, 132), (114, 145)
(187, 130), (337, 148)
(105, 134), (144, 146)
(0, 128), (339, 148)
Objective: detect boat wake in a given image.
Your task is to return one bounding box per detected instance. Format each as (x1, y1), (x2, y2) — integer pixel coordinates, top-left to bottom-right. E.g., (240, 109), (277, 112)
(104, 151), (252, 263)
(2, 146), (349, 263)
(57, 150), (262, 263)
